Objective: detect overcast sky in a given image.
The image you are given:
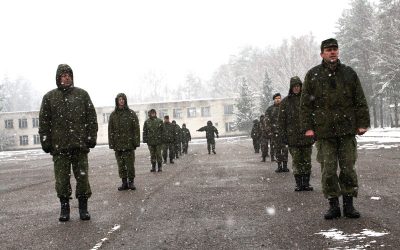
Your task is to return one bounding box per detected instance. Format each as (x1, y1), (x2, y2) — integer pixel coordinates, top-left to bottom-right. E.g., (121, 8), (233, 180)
(0, 0), (350, 107)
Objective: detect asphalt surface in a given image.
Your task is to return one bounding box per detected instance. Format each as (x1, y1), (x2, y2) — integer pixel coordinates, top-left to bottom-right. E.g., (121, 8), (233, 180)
(0, 138), (399, 249)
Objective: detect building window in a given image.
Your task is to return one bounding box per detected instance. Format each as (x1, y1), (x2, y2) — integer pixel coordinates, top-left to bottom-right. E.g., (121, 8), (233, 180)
(19, 118), (28, 128)
(103, 113), (111, 123)
(201, 107), (211, 117)
(173, 108), (183, 119)
(33, 134), (40, 144)
(224, 105), (234, 115)
(32, 118), (39, 128)
(5, 119), (13, 129)
(159, 109), (168, 119)
(225, 122), (235, 132)
(19, 135), (29, 146)
(187, 107), (196, 118)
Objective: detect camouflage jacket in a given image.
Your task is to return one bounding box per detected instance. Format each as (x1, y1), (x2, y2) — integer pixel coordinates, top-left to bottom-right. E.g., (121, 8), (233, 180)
(265, 104), (280, 135)
(108, 93), (140, 151)
(279, 82), (314, 147)
(39, 64), (98, 155)
(300, 60), (370, 139)
(162, 122), (176, 143)
(181, 127), (191, 142)
(143, 116), (164, 146)
(250, 121), (261, 140)
(197, 125), (218, 140)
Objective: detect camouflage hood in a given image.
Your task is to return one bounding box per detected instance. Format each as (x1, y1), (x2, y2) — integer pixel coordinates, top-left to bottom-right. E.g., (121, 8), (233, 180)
(56, 64), (74, 89)
(288, 76), (302, 96)
(114, 93), (129, 111)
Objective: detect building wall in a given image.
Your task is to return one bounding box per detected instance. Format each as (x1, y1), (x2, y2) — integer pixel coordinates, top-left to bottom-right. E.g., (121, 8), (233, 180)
(0, 97), (244, 151)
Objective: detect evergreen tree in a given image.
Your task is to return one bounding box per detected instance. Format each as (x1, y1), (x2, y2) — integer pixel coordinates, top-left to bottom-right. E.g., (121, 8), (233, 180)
(335, 0), (376, 106)
(235, 78), (257, 132)
(259, 71), (274, 114)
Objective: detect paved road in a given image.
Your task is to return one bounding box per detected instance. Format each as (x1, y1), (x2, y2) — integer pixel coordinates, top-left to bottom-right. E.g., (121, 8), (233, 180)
(1, 138), (399, 249)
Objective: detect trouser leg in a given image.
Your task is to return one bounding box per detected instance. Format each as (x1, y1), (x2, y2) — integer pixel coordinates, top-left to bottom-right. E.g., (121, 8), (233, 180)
(71, 152), (91, 199)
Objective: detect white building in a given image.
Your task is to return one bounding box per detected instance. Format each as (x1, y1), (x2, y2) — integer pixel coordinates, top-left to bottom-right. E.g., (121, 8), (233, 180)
(0, 97), (243, 151)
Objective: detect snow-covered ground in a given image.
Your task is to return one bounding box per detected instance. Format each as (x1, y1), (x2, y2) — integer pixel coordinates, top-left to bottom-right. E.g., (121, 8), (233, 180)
(1, 129), (399, 161)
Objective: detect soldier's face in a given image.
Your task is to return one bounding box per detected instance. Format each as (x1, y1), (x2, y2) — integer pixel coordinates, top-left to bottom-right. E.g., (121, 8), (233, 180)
(118, 97), (125, 108)
(60, 73), (72, 87)
(321, 47), (339, 63)
(274, 96), (281, 105)
(150, 112), (156, 118)
(292, 85), (301, 94)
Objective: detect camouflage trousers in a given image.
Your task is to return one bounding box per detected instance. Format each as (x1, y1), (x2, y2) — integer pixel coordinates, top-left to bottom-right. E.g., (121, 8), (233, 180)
(260, 138), (270, 158)
(271, 134), (288, 162)
(316, 135), (358, 198)
(148, 144), (162, 164)
(252, 138), (260, 153)
(288, 146), (312, 175)
(182, 140), (189, 153)
(53, 151), (91, 199)
(207, 138), (216, 153)
(163, 142), (175, 161)
(115, 150), (135, 179)
(174, 142), (182, 157)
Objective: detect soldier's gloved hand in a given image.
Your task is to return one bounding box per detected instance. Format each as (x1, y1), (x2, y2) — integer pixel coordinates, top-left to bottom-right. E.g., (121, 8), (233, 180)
(42, 144), (53, 154)
(86, 137), (97, 148)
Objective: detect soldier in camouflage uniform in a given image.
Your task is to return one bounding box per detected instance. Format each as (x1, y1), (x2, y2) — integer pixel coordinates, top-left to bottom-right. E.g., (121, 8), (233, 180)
(181, 123), (191, 154)
(279, 76), (314, 191)
(300, 38), (370, 219)
(250, 119), (261, 153)
(162, 115), (175, 164)
(259, 115), (270, 162)
(197, 121), (219, 154)
(265, 93), (289, 172)
(143, 109), (164, 172)
(108, 93), (140, 191)
(39, 64), (98, 222)
(172, 120), (182, 159)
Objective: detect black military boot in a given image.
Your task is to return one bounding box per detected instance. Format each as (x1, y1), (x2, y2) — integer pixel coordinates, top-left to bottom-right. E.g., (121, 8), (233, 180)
(157, 162), (162, 172)
(128, 178), (136, 190)
(213, 150), (216, 154)
(343, 195), (360, 218)
(261, 157), (266, 162)
(59, 197), (70, 222)
(78, 197), (91, 220)
(118, 178), (129, 191)
(275, 162), (283, 173)
(282, 161), (289, 172)
(170, 159), (174, 164)
(302, 174), (314, 191)
(294, 175), (303, 191)
(324, 197), (341, 220)
(150, 163), (156, 172)
(271, 155), (275, 162)
(208, 150), (211, 154)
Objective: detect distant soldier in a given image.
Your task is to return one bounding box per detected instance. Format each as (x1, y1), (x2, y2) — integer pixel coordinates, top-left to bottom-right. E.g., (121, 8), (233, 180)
(259, 115), (270, 162)
(265, 93), (289, 172)
(143, 109), (164, 172)
(250, 119), (261, 153)
(172, 120), (182, 159)
(181, 123), (191, 154)
(162, 115), (175, 164)
(197, 121), (219, 154)
(300, 38), (370, 219)
(39, 64), (98, 221)
(279, 77), (314, 191)
(108, 93), (140, 191)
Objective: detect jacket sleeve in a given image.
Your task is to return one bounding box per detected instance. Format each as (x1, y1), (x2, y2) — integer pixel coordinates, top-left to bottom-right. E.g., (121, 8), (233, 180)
(278, 100), (288, 143)
(132, 112), (140, 148)
(197, 126), (206, 132)
(353, 72), (370, 129)
(214, 127), (219, 137)
(86, 93), (98, 148)
(188, 130), (191, 141)
(300, 71), (315, 133)
(108, 113), (114, 149)
(142, 120), (148, 143)
(38, 94), (53, 153)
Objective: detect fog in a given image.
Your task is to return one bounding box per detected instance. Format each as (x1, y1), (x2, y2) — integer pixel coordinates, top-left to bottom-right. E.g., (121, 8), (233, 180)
(0, 0), (350, 108)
